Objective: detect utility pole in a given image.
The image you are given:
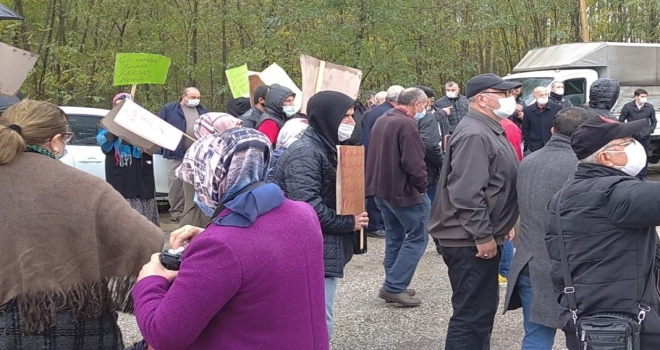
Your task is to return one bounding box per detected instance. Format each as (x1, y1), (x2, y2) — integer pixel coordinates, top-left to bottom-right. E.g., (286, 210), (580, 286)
(579, 0), (590, 42)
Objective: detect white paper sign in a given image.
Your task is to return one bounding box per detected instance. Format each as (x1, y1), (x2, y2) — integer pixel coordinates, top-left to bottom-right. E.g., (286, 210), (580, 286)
(0, 41), (39, 96)
(259, 63), (303, 113)
(113, 99), (184, 151)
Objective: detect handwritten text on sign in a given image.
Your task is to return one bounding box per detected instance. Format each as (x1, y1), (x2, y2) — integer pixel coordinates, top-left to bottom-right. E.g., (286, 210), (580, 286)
(113, 99), (183, 151)
(336, 145), (365, 215)
(225, 64), (250, 98)
(113, 53), (171, 86)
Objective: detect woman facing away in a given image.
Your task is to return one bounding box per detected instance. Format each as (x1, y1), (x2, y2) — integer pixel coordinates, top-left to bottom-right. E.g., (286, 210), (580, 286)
(132, 128), (329, 350)
(266, 117), (309, 182)
(0, 100), (164, 349)
(96, 93), (159, 226)
(177, 112), (242, 228)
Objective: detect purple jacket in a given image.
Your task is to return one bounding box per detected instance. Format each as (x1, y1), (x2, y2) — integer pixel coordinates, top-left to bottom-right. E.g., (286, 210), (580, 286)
(133, 199), (328, 350)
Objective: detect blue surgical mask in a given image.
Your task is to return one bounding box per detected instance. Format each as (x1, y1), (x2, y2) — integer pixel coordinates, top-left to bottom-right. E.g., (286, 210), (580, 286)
(414, 109), (427, 121)
(193, 192), (216, 218)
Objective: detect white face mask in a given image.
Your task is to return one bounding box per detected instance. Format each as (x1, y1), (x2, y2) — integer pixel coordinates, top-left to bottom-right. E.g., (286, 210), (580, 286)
(554, 88), (564, 96)
(446, 91), (458, 99)
(639, 97), (648, 104)
(607, 141), (647, 176)
(186, 99), (200, 107)
(484, 95), (517, 119)
(337, 123), (355, 141)
(537, 97), (549, 105)
(282, 105), (297, 118)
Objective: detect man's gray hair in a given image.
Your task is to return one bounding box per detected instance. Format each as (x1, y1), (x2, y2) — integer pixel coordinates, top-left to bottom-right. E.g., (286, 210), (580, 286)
(579, 142), (614, 164)
(446, 81), (459, 88)
(375, 91), (387, 101)
(398, 88), (427, 106)
(386, 85), (405, 102)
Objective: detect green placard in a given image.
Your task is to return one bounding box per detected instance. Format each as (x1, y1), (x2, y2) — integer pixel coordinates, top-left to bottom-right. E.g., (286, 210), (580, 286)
(225, 64), (250, 98)
(113, 53), (171, 86)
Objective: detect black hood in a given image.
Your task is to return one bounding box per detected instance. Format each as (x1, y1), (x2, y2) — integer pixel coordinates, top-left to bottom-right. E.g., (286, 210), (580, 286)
(307, 90), (355, 147)
(588, 78), (620, 111)
(264, 84), (294, 120)
(226, 97), (251, 118)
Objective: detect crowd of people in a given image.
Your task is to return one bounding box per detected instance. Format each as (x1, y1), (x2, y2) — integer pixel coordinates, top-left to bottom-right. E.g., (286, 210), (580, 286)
(1, 70), (660, 350)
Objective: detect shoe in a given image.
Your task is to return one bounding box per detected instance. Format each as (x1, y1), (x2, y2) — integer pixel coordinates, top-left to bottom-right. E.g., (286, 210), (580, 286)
(384, 288), (416, 303)
(367, 230), (385, 239)
(379, 288), (421, 307)
(498, 274), (508, 286)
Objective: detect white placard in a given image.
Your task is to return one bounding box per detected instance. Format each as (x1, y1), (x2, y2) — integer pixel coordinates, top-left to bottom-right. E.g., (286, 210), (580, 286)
(113, 99), (184, 151)
(259, 63), (303, 113)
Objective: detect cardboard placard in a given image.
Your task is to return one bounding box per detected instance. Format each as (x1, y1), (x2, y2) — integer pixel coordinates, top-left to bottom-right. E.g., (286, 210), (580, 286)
(225, 64), (250, 98)
(113, 53), (171, 86)
(336, 145), (365, 215)
(0, 41), (39, 97)
(248, 73), (265, 106)
(300, 55), (362, 114)
(259, 63), (303, 113)
(100, 99), (183, 153)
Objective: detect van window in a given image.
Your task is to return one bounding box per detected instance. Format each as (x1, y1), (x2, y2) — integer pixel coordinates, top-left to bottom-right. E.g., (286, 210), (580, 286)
(563, 79), (587, 106)
(67, 114), (102, 146)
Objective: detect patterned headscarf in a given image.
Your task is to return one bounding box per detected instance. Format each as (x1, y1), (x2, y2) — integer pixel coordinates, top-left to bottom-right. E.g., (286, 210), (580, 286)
(177, 128), (272, 209)
(193, 112), (242, 138)
(275, 118), (309, 149)
(112, 93), (132, 106)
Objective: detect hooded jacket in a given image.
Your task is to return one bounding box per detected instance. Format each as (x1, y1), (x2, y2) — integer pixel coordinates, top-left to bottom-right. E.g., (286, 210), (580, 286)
(226, 97), (251, 119)
(256, 84), (294, 130)
(274, 91), (357, 278)
(588, 78), (620, 121)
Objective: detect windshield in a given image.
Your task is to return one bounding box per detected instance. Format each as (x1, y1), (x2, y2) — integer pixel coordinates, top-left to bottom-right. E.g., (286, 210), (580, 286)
(505, 77), (553, 106)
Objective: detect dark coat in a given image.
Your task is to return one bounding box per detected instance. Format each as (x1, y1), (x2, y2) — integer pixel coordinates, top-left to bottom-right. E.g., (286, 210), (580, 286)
(157, 101), (208, 159)
(549, 91), (573, 109)
(101, 133), (156, 200)
(434, 95), (469, 134)
(274, 91), (357, 278)
(360, 101), (394, 151)
(256, 84), (294, 130)
(522, 101), (561, 152)
(619, 100), (657, 139)
(239, 107), (263, 129)
(503, 134), (576, 328)
(587, 78), (620, 121)
(545, 164), (660, 344)
(417, 112), (444, 186)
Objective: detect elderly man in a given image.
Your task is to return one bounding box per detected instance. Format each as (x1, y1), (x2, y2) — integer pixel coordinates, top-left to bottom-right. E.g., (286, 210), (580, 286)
(522, 86), (562, 153)
(549, 81), (573, 108)
(545, 116), (660, 350)
(374, 91), (387, 106)
(503, 107), (590, 350)
(366, 87), (430, 307)
(363, 91), (376, 109)
(428, 73), (520, 349)
(158, 87), (208, 221)
(434, 81), (469, 134)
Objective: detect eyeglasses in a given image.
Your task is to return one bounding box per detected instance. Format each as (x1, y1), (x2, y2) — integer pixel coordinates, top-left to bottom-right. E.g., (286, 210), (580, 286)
(61, 132), (74, 143)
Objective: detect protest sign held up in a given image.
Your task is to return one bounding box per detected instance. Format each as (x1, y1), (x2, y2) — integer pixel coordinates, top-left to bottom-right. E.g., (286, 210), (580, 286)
(225, 64), (250, 98)
(300, 55), (362, 114)
(113, 53), (171, 86)
(336, 145), (367, 252)
(0, 41), (39, 97)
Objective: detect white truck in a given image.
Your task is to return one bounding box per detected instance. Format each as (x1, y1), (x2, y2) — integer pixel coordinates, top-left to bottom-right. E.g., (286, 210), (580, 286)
(503, 42), (660, 163)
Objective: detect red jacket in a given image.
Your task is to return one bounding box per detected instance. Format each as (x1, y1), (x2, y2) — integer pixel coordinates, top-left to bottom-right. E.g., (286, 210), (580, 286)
(501, 117), (523, 161)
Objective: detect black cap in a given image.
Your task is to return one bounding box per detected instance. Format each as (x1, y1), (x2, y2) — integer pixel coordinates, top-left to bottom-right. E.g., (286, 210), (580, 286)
(571, 116), (647, 160)
(414, 85), (435, 98)
(465, 73), (521, 99)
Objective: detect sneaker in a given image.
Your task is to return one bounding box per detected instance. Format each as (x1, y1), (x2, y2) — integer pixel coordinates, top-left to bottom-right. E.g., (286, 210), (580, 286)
(498, 274), (508, 286)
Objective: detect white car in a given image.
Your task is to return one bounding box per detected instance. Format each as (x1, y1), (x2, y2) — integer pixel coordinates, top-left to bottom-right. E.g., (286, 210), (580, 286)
(59, 106), (169, 198)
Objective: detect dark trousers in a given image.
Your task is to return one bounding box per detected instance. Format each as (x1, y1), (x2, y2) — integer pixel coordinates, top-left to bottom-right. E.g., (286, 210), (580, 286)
(366, 196), (384, 232)
(637, 137), (650, 179)
(442, 246), (501, 350)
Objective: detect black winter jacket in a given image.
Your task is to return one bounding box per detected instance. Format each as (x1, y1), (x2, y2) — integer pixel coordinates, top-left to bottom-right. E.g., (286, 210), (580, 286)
(274, 91), (357, 278)
(434, 95), (469, 134)
(417, 112), (444, 186)
(549, 91), (573, 109)
(240, 107), (263, 129)
(546, 164), (660, 343)
(587, 78), (620, 121)
(619, 100), (657, 139)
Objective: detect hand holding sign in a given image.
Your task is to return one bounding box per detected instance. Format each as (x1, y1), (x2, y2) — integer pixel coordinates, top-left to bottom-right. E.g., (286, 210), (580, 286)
(336, 145), (367, 252)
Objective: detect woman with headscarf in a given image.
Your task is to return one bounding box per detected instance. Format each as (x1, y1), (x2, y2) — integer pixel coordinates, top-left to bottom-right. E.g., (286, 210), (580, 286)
(266, 118), (309, 182)
(96, 93), (159, 226)
(177, 112), (242, 227)
(132, 128), (328, 350)
(0, 100), (163, 349)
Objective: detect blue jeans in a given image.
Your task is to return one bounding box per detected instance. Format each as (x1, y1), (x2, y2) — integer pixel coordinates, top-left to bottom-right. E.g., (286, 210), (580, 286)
(517, 273), (556, 350)
(427, 183), (438, 203)
(375, 195), (431, 293)
(324, 277), (338, 339)
(499, 239), (514, 277)
(366, 197), (384, 232)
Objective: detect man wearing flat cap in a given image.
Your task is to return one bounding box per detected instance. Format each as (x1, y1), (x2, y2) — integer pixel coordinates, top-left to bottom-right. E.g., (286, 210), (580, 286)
(545, 116), (660, 350)
(428, 73), (521, 349)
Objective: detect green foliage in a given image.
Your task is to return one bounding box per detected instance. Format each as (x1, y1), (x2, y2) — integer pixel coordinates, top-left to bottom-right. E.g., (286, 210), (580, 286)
(0, 0), (657, 111)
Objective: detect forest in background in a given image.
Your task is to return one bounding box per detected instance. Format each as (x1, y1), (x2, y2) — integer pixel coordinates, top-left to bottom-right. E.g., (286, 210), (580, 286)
(1, 0), (660, 112)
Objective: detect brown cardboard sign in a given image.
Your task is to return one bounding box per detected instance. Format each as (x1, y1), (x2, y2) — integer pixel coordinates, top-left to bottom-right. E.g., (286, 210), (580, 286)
(0, 41), (39, 97)
(336, 145), (365, 215)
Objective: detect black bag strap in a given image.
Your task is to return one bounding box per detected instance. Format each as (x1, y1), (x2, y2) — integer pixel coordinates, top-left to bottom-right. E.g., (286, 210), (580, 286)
(206, 181), (266, 228)
(555, 190), (653, 325)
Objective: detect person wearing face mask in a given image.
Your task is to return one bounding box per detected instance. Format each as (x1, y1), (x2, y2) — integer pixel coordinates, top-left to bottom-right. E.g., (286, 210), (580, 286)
(522, 86), (563, 154)
(256, 83), (297, 145)
(428, 74), (520, 350)
(366, 87), (430, 307)
(434, 81), (469, 134)
(158, 87), (208, 222)
(240, 85), (270, 128)
(274, 90), (369, 339)
(549, 81), (574, 108)
(545, 116), (660, 350)
(618, 88), (657, 180)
